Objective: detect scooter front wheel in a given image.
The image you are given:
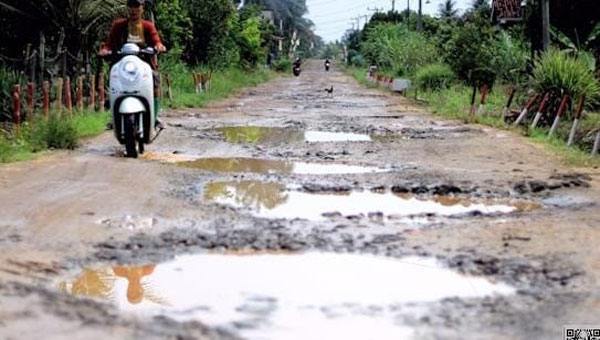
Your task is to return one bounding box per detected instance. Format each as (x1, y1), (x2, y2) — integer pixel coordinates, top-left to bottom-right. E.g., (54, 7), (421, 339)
(124, 114), (138, 158)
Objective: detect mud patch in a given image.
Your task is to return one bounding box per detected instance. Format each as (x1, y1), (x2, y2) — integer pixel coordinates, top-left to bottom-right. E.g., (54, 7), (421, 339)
(204, 180), (525, 221)
(57, 253), (513, 340)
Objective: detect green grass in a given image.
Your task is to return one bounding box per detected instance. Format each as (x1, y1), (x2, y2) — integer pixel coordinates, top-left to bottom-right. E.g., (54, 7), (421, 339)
(0, 110), (109, 163)
(165, 67), (274, 109)
(349, 67), (600, 168)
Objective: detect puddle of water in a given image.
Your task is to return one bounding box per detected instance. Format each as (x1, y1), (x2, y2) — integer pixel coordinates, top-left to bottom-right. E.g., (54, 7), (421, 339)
(57, 253), (513, 340)
(179, 158), (387, 175)
(213, 126), (372, 143)
(304, 131), (371, 142)
(205, 181), (518, 220)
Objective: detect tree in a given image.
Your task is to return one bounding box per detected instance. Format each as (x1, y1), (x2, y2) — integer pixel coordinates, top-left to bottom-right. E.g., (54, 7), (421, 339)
(438, 0), (458, 20)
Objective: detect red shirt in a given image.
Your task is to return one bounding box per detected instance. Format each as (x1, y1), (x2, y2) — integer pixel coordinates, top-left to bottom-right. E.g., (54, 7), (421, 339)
(104, 18), (162, 70)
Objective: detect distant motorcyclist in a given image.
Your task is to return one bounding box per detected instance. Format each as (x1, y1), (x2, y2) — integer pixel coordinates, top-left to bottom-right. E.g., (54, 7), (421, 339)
(324, 58), (331, 72)
(99, 0), (166, 129)
(292, 57), (302, 76)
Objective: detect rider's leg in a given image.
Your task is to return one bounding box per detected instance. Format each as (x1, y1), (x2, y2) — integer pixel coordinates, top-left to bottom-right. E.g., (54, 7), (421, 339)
(153, 71), (164, 129)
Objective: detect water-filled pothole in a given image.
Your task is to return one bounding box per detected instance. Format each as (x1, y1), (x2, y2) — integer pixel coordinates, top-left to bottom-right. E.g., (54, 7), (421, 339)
(204, 180), (527, 220)
(212, 126), (372, 143)
(177, 158), (388, 175)
(57, 253), (514, 340)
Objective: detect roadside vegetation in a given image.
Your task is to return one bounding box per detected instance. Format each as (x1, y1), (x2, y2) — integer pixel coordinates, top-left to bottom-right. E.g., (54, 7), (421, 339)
(0, 0), (321, 163)
(336, 0), (600, 166)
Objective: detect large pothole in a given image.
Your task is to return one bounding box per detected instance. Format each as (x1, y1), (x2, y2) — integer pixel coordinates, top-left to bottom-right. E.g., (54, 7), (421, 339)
(57, 253), (514, 340)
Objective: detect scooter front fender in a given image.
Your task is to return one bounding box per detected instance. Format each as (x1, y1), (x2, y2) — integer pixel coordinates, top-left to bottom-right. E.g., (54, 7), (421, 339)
(119, 97), (146, 114)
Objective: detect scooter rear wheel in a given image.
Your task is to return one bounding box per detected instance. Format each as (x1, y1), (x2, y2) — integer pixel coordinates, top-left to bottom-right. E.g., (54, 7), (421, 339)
(124, 114), (138, 158)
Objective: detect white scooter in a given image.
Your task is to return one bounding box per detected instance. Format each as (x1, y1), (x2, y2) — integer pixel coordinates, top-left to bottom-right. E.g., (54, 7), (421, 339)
(106, 43), (160, 158)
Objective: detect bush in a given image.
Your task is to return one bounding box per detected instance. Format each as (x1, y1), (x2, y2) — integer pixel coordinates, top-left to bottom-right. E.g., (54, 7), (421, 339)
(531, 49), (600, 109)
(350, 55), (366, 67)
(415, 63), (456, 90)
(491, 32), (529, 85)
(444, 23), (497, 86)
(28, 116), (78, 150)
(360, 23), (438, 77)
(272, 57), (292, 73)
(0, 65), (24, 122)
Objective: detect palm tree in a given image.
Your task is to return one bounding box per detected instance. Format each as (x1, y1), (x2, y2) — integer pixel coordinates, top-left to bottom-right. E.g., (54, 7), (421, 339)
(0, 0), (125, 69)
(438, 0), (458, 19)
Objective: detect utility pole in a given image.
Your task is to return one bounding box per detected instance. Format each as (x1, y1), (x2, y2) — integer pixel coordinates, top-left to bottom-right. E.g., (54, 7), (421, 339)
(352, 16), (361, 30)
(392, 0), (396, 11)
(406, 0), (410, 26)
(417, 0), (423, 31)
(541, 0), (550, 50)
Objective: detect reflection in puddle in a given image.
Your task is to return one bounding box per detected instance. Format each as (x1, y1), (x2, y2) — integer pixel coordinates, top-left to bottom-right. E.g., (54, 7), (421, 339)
(179, 158), (387, 175)
(205, 181), (519, 220)
(57, 253), (514, 340)
(213, 126), (372, 143)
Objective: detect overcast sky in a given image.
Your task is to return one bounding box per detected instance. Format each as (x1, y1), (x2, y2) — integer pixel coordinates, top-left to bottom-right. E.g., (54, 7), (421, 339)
(306, 0), (479, 42)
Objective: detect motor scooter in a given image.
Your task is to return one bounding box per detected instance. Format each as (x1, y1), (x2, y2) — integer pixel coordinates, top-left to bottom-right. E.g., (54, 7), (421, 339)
(293, 63), (301, 77)
(104, 43), (161, 158)
(325, 60), (331, 72)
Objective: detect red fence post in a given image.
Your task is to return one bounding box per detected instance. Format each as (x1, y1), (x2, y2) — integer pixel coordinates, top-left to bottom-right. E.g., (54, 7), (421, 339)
(530, 93), (551, 129)
(26, 82), (34, 119)
(477, 84), (488, 115)
(567, 94), (586, 146)
(65, 76), (73, 113)
(98, 74), (105, 111)
(43, 81), (50, 118)
(548, 94), (570, 137)
(88, 74), (96, 109)
(514, 93), (540, 125)
(502, 87), (516, 118)
(12, 85), (21, 129)
(77, 76), (84, 111)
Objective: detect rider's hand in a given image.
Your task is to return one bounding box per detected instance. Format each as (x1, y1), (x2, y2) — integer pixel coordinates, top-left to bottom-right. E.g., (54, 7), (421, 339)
(155, 43), (166, 53)
(99, 48), (111, 56)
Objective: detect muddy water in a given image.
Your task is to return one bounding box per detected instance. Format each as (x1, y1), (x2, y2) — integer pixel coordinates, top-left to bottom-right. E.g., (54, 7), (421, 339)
(57, 253), (514, 340)
(213, 126), (372, 143)
(178, 158), (387, 175)
(204, 180), (520, 220)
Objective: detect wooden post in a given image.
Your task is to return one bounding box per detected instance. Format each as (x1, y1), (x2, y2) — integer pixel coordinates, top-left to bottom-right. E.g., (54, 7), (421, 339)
(12, 85), (21, 129)
(548, 94), (570, 138)
(43, 81), (50, 118)
(567, 94), (585, 146)
(55, 77), (63, 113)
(166, 74), (173, 101)
(65, 76), (73, 113)
(469, 86), (477, 117)
(88, 74), (96, 109)
(77, 76), (84, 111)
(592, 130), (600, 156)
(530, 93), (551, 129)
(477, 84), (488, 115)
(502, 87), (516, 118)
(98, 74), (105, 111)
(514, 94), (540, 125)
(26, 82), (35, 119)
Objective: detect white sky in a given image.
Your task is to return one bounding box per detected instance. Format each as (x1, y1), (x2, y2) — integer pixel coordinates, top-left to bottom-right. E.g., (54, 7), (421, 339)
(306, 0), (478, 42)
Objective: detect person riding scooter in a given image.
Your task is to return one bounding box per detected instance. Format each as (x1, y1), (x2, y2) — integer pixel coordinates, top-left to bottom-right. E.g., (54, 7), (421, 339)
(292, 57), (302, 77)
(324, 58), (331, 72)
(99, 0), (166, 129)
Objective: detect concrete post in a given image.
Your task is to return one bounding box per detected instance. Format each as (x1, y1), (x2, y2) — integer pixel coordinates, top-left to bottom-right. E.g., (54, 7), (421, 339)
(548, 94), (570, 138)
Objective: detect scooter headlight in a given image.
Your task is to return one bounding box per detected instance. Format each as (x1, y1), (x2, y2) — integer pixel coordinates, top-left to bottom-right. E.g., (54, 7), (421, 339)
(120, 61), (140, 83)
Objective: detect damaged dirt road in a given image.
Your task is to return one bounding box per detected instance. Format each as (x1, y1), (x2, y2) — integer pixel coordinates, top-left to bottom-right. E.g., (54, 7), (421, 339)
(1, 60), (599, 340)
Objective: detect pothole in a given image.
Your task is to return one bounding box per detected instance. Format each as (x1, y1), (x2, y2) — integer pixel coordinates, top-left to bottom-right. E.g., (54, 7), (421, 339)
(210, 126), (372, 143)
(204, 180), (531, 221)
(176, 158), (388, 175)
(56, 253), (514, 340)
